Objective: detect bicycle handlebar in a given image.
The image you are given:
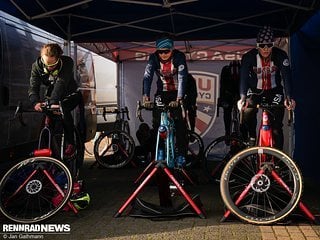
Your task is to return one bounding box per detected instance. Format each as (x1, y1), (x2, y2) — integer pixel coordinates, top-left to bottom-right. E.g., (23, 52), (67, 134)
(102, 106), (130, 122)
(14, 101), (62, 126)
(241, 102), (294, 125)
(136, 100), (183, 122)
(255, 103), (284, 109)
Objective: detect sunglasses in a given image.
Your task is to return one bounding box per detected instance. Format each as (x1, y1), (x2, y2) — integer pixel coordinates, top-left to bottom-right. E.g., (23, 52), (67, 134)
(157, 49), (171, 54)
(257, 43), (274, 49)
(41, 57), (60, 68)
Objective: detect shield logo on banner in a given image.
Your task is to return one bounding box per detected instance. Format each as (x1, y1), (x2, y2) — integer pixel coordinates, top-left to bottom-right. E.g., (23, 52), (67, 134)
(189, 71), (219, 138)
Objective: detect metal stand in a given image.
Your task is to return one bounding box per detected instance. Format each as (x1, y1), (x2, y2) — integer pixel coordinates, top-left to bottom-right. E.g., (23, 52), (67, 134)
(114, 161), (205, 218)
(221, 169), (319, 224)
(134, 160), (195, 186)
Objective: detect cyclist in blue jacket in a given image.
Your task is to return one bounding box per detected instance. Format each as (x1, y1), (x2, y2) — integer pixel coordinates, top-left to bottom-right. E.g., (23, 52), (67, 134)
(142, 36), (188, 206)
(142, 36), (188, 164)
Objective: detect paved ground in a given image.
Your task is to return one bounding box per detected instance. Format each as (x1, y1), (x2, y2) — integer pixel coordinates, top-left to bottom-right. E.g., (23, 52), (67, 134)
(1, 156), (320, 240)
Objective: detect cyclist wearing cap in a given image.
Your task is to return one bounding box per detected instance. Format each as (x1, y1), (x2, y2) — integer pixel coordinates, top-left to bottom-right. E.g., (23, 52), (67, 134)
(28, 43), (82, 158)
(142, 36), (188, 207)
(142, 37), (188, 161)
(237, 26), (296, 149)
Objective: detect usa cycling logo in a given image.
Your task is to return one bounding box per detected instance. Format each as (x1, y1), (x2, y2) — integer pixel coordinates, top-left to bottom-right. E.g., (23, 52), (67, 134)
(189, 71), (219, 138)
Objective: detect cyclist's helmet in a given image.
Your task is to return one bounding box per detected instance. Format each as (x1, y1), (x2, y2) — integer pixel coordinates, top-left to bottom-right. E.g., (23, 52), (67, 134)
(70, 192), (90, 210)
(156, 37), (174, 49)
(256, 26), (274, 43)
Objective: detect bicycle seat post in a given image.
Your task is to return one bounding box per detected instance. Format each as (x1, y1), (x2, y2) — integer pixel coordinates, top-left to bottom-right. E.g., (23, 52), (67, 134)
(38, 115), (52, 150)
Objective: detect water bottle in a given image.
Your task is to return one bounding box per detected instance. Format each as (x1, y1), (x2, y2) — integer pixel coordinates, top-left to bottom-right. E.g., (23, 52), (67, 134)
(262, 111), (270, 130)
(158, 125), (167, 139)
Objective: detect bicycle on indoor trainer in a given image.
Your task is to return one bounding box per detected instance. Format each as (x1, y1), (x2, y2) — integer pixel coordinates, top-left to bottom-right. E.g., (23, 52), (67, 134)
(0, 101), (85, 223)
(134, 100), (199, 185)
(220, 97), (318, 224)
(114, 100), (205, 218)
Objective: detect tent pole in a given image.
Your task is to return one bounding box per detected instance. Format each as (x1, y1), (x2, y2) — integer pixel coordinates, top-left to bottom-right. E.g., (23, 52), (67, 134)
(118, 61), (124, 108)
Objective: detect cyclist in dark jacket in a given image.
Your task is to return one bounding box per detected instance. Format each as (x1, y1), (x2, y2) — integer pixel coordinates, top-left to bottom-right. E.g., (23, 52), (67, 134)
(218, 60), (241, 137)
(28, 43), (82, 156)
(237, 26), (296, 149)
(185, 73), (198, 132)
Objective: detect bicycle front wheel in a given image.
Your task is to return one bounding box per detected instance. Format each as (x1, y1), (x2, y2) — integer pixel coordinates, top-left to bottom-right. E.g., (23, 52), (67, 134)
(220, 147), (303, 224)
(94, 130), (135, 168)
(0, 157), (73, 223)
(204, 135), (246, 182)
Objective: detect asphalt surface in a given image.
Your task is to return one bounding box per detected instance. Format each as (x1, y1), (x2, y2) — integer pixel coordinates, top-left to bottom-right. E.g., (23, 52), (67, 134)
(1, 156), (320, 240)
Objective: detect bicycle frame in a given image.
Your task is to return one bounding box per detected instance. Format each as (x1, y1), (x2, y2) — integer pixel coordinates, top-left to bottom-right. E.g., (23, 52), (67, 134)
(36, 113), (65, 159)
(243, 102), (284, 174)
(256, 105), (275, 166)
(257, 107), (273, 148)
(155, 104), (175, 168)
(114, 101), (205, 218)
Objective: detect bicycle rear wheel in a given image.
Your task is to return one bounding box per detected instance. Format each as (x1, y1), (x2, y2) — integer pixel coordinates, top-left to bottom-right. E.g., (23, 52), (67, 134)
(203, 135), (246, 182)
(94, 130), (135, 168)
(186, 131), (204, 168)
(0, 157), (73, 223)
(220, 147), (303, 224)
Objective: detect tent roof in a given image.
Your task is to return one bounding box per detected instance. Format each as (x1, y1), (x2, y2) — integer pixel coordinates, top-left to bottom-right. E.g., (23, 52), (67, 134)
(1, 0), (319, 42)
(1, 0), (319, 60)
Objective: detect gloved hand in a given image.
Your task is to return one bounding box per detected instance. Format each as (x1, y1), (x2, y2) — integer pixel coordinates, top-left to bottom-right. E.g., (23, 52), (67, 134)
(143, 101), (153, 109)
(169, 100), (180, 108)
(284, 98), (296, 110)
(142, 96), (153, 109)
(33, 102), (43, 112)
(237, 99), (246, 111)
